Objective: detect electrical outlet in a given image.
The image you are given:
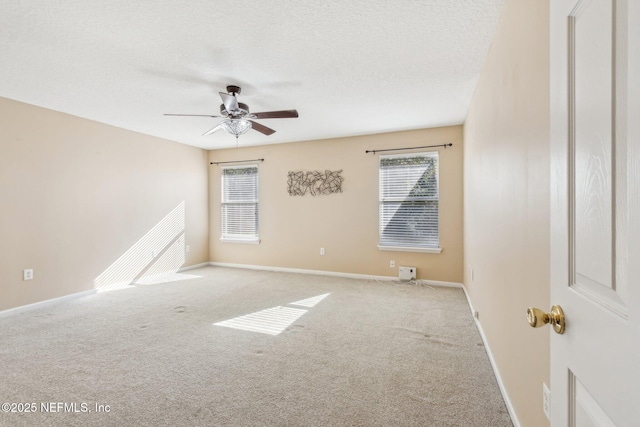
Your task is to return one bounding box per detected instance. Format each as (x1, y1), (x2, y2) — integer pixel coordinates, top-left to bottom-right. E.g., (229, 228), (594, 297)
(23, 269), (34, 281)
(471, 268), (474, 281)
(320, 248), (325, 256)
(543, 383), (550, 420)
(185, 245), (190, 253)
(390, 260), (395, 268)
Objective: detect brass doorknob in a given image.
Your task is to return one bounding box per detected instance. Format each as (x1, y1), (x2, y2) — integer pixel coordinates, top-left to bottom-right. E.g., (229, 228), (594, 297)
(527, 305), (565, 334)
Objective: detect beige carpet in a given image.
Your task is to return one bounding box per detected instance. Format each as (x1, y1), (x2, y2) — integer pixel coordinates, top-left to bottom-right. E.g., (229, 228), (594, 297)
(0, 267), (512, 426)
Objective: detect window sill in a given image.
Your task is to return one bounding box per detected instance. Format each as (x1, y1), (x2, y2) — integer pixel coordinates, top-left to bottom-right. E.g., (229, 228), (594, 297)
(377, 245), (442, 254)
(220, 237), (261, 245)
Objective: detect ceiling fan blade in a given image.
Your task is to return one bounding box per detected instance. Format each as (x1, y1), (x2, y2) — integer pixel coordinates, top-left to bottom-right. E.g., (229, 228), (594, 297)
(219, 92), (239, 112)
(249, 120), (276, 136)
(202, 123), (224, 136)
(164, 113), (222, 118)
(249, 109), (299, 119)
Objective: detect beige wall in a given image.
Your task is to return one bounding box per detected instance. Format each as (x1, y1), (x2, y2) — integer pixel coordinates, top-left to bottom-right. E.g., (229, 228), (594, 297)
(209, 126), (463, 283)
(0, 97), (209, 311)
(463, 0), (550, 426)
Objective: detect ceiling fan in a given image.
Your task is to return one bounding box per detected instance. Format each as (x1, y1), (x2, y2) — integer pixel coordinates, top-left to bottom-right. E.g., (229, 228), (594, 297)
(164, 85), (299, 140)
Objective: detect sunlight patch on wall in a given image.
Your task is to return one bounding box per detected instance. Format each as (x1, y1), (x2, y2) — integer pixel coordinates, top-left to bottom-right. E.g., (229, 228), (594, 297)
(94, 201), (186, 292)
(136, 234), (186, 285)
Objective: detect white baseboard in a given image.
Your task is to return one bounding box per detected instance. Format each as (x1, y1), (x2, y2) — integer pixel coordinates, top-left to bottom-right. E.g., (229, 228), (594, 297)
(208, 262), (463, 288)
(178, 262), (210, 272)
(461, 285), (521, 427)
(0, 289), (96, 319)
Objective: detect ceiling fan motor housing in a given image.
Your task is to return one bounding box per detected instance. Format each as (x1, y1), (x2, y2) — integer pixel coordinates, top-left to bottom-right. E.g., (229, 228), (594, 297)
(226, 85), (241, 95)
(220, 102), (249, 118)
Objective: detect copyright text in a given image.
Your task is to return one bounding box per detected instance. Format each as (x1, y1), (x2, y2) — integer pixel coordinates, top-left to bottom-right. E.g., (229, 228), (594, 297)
(1, 402), (111, 413)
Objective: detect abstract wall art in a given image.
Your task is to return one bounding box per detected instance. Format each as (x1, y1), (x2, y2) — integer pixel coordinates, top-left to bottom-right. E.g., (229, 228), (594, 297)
(287, 170), (344, 196)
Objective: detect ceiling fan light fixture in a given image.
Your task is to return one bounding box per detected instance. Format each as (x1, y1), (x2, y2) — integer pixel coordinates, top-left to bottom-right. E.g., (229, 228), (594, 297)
(222, 119), (252, 137)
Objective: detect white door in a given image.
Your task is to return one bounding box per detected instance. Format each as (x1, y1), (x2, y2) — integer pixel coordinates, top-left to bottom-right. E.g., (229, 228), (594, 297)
(550, 0), (640, 425)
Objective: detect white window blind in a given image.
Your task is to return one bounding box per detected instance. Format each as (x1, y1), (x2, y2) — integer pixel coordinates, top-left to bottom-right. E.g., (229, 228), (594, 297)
(221, 165), (259, 242)
(379, 152), (439, 250)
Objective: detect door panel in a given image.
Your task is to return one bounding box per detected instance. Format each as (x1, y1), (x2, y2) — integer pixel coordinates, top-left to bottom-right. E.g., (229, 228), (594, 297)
(572, 0), (613, 296)
(570, 372), (617, 427)
(570, 0), (627, 317)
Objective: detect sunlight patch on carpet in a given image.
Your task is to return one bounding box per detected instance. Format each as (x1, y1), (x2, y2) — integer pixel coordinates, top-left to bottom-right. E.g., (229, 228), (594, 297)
(214, 306), (308, 336)
(135, 273), (201, 285)
(289, 293), (330, 307)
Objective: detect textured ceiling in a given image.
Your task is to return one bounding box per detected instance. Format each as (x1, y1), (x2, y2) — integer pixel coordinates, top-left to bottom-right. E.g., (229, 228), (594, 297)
(0, 0), (504, 150)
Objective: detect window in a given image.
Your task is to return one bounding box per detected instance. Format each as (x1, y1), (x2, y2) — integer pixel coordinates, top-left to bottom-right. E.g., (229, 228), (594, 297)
(221, 165), (259, 243)
(379, 152), (440, 252)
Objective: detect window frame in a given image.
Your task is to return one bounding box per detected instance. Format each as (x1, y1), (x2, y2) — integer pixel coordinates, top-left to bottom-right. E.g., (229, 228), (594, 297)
(220, 164), (260, 244)
(378, 151), (442, 253)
